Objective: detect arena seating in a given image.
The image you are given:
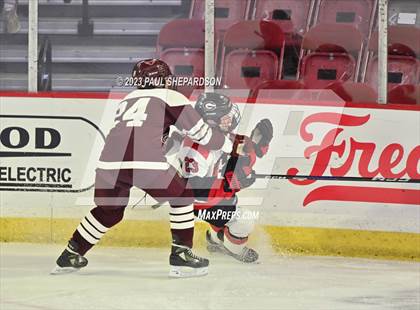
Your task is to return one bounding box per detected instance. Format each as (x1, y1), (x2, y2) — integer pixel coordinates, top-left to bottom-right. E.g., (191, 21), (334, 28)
(326, 81), (378, 103)
(252, 0), (314, 45)
(3, 0), (419, 101)
(156, 19), (205, 54)
(298, 23), (364, 89)
(314, 0), (377, 39)
(160, 49), (205, 78)
(220, 21), (285, 89)
(190, 0), (251, 32)
(388, 84), (420, 105)
(364, 26), (420, 91)
(157, 19), (205, 77)
(157, 19), (205, 97)
(189, 0), (253, 74)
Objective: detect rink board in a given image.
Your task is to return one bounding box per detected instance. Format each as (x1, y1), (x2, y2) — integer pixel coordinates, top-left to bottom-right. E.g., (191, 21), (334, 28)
(0, 91), (419, 261)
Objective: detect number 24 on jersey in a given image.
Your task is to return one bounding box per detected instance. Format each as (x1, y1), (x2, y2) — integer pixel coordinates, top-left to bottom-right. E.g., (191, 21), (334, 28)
(114, 97), (150, 127)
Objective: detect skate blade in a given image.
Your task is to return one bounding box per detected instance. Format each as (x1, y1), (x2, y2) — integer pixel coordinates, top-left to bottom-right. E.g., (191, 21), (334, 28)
(212, 245), (259, 264)
(169, 266), (208, 278)
(50, 265), (81, 275)
(228, 251), (259, 264)
(207, 243), (224, 253)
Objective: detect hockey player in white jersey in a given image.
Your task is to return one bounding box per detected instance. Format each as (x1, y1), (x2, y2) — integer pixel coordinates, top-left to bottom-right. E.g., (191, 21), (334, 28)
(169, 92), (273, 263)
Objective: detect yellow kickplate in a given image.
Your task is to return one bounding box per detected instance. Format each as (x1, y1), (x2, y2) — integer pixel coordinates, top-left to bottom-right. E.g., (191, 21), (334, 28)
(0, 217), (208, 248)
(264, 225), (420, 262)
(1, 217), (419, 261)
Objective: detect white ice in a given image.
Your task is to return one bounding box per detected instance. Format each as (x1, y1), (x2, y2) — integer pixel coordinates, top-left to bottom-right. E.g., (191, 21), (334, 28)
(1, 243), (419, 310)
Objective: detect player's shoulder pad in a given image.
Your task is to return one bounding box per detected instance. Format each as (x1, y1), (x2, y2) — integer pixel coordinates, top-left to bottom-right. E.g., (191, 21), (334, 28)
(123, 89), (191, 107)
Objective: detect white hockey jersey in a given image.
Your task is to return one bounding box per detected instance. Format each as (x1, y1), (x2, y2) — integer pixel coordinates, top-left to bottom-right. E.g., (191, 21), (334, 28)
(177, 137), (225, 178)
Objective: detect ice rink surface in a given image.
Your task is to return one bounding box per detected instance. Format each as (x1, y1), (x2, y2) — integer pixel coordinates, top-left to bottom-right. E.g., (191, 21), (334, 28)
(1, 243), (419, 310)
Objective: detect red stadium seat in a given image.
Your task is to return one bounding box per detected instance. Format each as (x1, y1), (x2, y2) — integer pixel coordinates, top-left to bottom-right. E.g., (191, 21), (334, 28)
(160, 49), (205, 98)
(160, 49), (205, 78)
(315, 0), (376, 38)
(388, 84), (420, 105)
(299, 24), (364, 89)
(157, 19), (206, 97)
(189, 1), (251, 72)
(156, 19), (205, 54)
(253, 0), (314, 41)
(368, 26), (420, 58)
(365, 26), (420, 91)
(366, 56), (419, 91)
(326, 82), (378, 103)
(221, 21), (285, 89)
(253, 1), (316, 77)
(223, 51), (279, 89)
(301, 53), (356, 89)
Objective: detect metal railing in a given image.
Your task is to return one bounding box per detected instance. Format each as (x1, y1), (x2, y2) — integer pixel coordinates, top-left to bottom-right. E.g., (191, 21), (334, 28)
(78, 0), (94, 36)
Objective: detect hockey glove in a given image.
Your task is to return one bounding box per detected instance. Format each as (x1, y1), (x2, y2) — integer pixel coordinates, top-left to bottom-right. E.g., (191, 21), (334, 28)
(250, 119), (273, 158)
(223, 155), (257, 192)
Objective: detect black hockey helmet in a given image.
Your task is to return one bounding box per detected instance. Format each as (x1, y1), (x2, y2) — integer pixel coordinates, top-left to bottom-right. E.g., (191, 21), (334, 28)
(195, 92), (241, 131)
(132, 59), (172, 89)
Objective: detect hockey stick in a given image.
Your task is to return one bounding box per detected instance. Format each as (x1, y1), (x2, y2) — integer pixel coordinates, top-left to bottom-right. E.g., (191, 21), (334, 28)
(148, 174), (419, 211)
(254, 174), (420, 184)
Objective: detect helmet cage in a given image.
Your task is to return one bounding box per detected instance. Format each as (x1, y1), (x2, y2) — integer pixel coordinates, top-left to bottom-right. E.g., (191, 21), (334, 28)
(196, 93), (241, 132)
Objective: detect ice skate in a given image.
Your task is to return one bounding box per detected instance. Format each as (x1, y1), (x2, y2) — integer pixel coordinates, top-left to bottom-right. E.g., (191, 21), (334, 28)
(206, 230), (259, 263)
(205, 229), (225, 253)
(169, 245), (209, 278)
(225, 246), (259, 263)
(51, 248), (88, 275)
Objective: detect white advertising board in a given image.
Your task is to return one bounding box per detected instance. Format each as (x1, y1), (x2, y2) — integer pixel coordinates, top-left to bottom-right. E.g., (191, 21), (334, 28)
(0, 93), (419, 233)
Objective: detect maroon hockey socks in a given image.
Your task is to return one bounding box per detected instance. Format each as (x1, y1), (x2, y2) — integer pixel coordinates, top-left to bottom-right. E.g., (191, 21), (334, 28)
(169, 204), (195, 248)
(70, 207), (124, 255)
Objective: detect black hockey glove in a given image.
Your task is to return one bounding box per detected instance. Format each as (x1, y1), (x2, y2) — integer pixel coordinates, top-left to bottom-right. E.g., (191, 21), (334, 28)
(251, 119), (273, 158)
(223, 155), (256, 192)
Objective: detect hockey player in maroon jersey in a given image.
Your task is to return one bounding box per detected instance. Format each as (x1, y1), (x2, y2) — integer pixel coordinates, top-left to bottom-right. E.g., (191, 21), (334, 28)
(169, 92), (273, 263)
(52, 59), (233, 278)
